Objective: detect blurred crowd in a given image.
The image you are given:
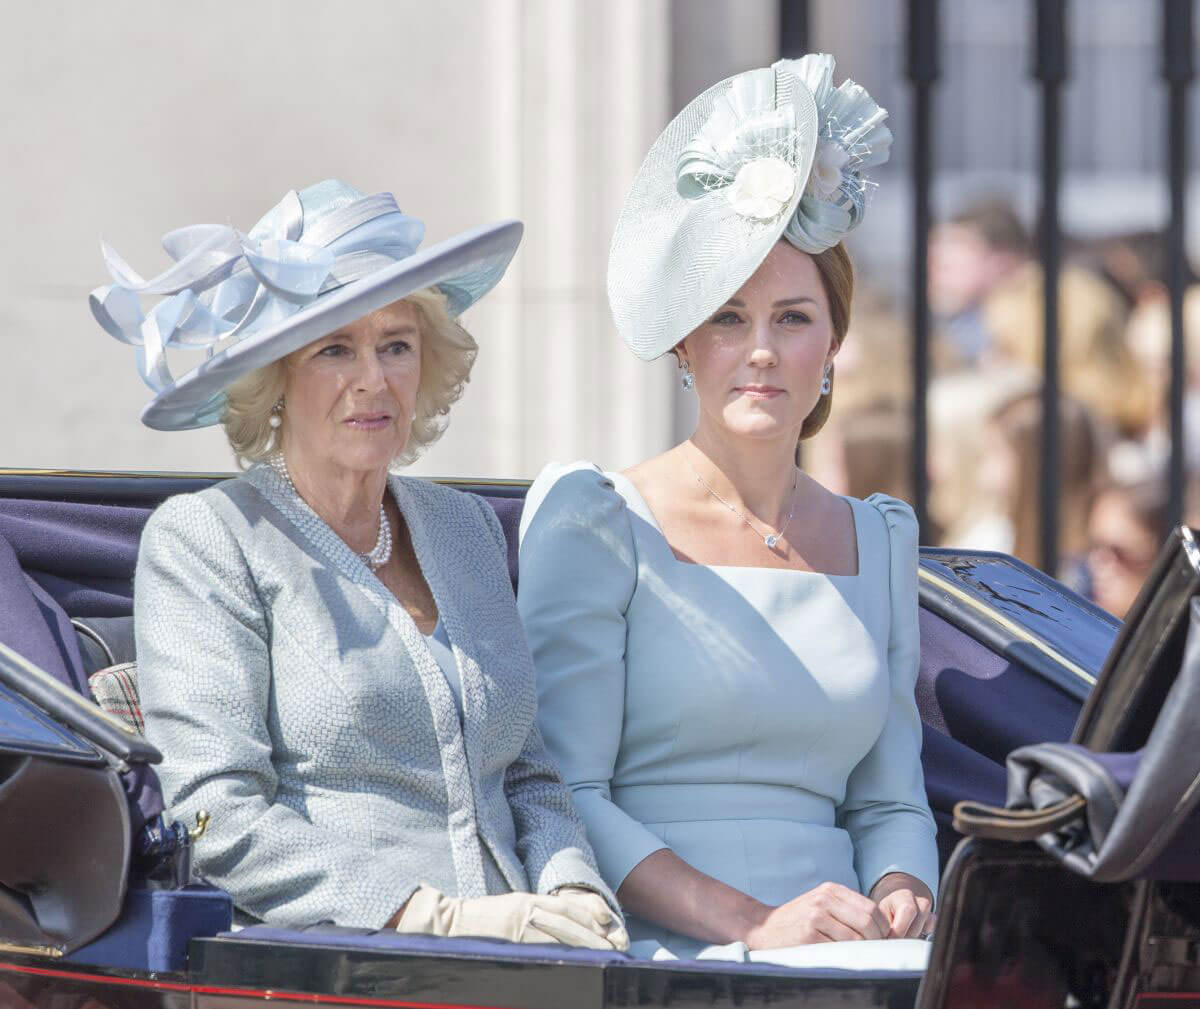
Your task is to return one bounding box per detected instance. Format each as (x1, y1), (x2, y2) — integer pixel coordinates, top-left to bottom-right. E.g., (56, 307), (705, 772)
(810, 198), (1193, 619)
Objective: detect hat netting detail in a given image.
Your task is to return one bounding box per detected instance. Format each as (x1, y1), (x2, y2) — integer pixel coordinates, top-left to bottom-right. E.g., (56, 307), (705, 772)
(607, 68), (818, 361)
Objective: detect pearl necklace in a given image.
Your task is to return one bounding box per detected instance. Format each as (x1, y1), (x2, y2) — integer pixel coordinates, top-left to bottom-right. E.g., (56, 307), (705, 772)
(685, 456), (798, 550)
(268, 453), (393, 570)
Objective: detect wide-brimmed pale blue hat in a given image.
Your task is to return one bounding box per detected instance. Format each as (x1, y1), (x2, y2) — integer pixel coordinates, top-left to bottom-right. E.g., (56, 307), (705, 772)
(607, 54), (891, 361)
(90, 179), (522, 430)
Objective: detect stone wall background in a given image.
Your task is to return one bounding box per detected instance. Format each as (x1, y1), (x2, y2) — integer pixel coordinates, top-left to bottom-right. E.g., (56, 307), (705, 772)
(0, 0), (725, 478)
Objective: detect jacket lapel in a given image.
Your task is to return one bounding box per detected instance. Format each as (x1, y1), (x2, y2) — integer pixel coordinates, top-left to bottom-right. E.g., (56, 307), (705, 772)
(387, 476), (490, 765)
(245, 464), (488, 896)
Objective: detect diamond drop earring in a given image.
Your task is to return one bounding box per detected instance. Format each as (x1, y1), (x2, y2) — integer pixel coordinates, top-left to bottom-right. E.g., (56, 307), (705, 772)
(820, 364), (832, 396)
(681, 363), (695, 391)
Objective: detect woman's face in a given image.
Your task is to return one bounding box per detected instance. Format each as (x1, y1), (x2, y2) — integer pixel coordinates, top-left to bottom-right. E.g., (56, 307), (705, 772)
(680, 241), (837, 445)
(281, 299), (421, 474)
(1087, 490), (1160, 618)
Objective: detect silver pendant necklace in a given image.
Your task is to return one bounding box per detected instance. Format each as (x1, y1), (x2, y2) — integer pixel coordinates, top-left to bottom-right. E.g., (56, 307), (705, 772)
(269, 452), (393, 570)
(685, 456), (798, 550)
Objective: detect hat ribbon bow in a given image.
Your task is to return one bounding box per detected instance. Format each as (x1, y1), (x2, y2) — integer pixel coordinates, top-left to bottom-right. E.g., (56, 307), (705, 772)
(89, 190), (420, 395)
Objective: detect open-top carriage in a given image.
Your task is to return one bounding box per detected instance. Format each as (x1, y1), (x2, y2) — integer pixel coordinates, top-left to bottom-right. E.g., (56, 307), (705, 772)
(0, 466), (1197, 1009)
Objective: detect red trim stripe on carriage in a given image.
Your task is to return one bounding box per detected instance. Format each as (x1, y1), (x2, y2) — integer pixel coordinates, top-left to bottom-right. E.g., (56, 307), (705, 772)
(0, 960), (521, 1008)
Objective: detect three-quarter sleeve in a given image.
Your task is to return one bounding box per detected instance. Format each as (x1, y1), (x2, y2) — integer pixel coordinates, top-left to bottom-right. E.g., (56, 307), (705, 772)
(517, 464), (669, 891)
(837, 494), (940, 902)
(471, 496), (619, 913)
(136, 494), (415, 928)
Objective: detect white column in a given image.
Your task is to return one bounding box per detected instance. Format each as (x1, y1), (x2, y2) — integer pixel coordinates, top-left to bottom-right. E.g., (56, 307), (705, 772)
(467, 0), (676, 478)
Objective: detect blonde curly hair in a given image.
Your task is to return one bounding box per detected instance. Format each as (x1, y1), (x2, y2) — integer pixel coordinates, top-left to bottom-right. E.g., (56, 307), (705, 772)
(221, 287), (477, 469)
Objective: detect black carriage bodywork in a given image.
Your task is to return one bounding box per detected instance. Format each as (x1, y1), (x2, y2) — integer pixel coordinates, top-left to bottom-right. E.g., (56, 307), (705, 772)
(1, 467), (1196, 1009)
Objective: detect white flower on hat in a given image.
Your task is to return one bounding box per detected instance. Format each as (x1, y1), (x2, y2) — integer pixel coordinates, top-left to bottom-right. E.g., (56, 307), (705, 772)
(805, 139), (850, 201)
(726, 157), (796, 221)
(610, 53), (891, 361)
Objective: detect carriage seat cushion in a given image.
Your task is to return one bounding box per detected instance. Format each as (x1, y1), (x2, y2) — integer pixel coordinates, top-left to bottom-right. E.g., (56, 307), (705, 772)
(89, 662), (144, 734)
(68, 882), (233, 973)
(76, 615), (143, 734)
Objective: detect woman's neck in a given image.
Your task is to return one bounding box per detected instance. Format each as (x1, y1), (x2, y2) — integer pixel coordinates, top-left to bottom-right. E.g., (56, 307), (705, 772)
(686, 424), (800, 523)
(279, 447), (390, 553)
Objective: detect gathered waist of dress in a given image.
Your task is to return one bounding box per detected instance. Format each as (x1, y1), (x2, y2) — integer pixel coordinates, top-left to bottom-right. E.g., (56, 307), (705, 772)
(611, 782), (836, 826)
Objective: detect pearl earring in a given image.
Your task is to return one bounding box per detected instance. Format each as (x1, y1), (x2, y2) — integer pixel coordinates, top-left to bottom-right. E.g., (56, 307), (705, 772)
(820, 364), (832, 396)
(269, 397), (284, 429)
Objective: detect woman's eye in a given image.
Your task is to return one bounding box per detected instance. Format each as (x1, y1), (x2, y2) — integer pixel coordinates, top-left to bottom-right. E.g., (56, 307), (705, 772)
(382, 340), (413, 356)
(710, 311), (743, 326)
(779, 311), (811, 325)
(318, 344), (350, 358)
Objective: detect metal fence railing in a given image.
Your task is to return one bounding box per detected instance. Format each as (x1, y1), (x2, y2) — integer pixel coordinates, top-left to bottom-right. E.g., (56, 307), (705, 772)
(781, 0), (1196, 573)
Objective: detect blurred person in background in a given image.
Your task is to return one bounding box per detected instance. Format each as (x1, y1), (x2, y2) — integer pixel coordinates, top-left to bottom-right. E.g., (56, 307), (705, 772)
(982, 243), (1152, 443)
(926, 366), (1033, 551)
(1074, 230), (1176, 313)
(927, 199), (1149, 551)
(803, 291), (913, 505)
(840, 405), (913, 503)
(1086, 477), (1169, 618)
(808, 404), (914, 506)
(1120, 285), (1200, 486)
(928, 198), (1031, 370)
(942, 391), (1107, 575)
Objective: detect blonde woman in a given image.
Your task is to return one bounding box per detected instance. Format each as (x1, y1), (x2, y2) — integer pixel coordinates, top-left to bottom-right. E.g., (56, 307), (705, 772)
(93, 180), (625, 949)
(518, 57), (937, 959)
(945, 390), (1107, 571)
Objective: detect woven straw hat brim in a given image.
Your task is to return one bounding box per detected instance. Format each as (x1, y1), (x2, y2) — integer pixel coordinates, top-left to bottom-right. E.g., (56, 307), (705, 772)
(139, 220), (521, 431)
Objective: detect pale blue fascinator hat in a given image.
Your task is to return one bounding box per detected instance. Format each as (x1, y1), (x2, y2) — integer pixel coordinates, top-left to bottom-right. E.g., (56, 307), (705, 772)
(90, 179), (522, 430)
(607, 54), (891, 360)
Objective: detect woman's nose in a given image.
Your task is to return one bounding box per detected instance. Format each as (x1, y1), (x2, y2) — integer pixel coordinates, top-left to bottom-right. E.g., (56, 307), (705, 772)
(353, 352), (387, 392)
(748, 327), (778, 367)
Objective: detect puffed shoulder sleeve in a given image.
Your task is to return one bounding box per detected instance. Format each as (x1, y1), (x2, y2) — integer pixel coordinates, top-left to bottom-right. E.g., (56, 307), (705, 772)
(517, 463), (669, 890)
(838, 494), (940, 902)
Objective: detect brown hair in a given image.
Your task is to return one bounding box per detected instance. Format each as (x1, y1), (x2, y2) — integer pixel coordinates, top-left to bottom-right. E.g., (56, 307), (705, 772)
(841, 404), (913, 501)
(993, 391), (1107, 567)
(798, 241), (855, 443)
(949, 197), (1031, 256)
(1098, 477), (1170, 546)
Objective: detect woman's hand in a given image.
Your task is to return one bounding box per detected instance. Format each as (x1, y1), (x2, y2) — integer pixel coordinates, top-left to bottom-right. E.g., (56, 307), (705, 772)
(744, 882), (891, 949)
(392, 886), (627, 950)
(551, 886), (630, 950)
(868, 872), (934, 938)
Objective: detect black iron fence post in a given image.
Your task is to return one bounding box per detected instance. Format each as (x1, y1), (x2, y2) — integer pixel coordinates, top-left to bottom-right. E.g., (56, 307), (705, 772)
(780, 0), (810, 58)
(907, 0), (939, 542)
(1163, 0), (1194, 529)
(1033, 0), (1068, 574)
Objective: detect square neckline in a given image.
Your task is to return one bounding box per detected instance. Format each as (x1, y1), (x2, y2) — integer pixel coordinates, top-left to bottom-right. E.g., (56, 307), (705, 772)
(608, 470), (863, 578)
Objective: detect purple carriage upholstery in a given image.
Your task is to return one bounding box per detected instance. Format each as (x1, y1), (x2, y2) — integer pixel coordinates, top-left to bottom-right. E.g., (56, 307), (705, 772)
(0, 483), (1080, 970)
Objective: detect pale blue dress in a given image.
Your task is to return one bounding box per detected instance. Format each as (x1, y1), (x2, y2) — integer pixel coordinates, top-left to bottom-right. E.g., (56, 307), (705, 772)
(517, 463), (938, 956)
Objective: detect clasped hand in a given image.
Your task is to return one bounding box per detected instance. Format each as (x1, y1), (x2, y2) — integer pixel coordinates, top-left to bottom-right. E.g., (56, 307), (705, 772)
(744, 873), (933, 949)
(395, 885), (629, 951)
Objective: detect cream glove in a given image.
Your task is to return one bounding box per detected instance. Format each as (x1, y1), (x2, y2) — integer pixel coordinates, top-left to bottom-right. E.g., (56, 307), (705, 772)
(551, 886), (629, 951)
(396, 886), (628, 951)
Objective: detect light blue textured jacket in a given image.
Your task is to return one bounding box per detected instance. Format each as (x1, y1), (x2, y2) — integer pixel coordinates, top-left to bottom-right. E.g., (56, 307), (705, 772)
(135, 465), (612, 928)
